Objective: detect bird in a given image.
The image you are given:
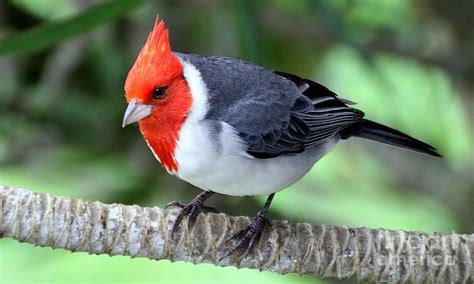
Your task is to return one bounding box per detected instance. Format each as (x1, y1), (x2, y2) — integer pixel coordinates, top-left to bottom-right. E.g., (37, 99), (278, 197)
(122, 18), (441, 258)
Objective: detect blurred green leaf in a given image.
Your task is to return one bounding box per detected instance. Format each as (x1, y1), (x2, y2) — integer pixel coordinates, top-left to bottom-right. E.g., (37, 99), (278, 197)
(0, 0), (143, 56)
(231, 0), (260, 62)
(317, 46), (472, 164)
(12, 0), (76, 20)
(272, 0), (311, 13)
(0, 146), (141, 200)
(347, 0), (413, 31)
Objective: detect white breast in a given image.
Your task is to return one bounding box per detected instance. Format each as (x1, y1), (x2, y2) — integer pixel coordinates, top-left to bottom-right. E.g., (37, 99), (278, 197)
(175, 121), (336, 196)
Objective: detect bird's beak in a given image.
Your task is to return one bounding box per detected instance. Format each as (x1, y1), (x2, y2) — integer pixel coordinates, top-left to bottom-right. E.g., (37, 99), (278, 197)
(122, 99), (153, 127)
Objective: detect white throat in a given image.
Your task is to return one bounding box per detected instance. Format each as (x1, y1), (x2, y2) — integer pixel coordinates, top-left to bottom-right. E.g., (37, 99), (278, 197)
(179, 58), (209, 121)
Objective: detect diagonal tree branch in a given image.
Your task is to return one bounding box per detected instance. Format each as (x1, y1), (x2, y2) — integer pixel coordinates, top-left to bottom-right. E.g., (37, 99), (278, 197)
(1, 184), (472, 282)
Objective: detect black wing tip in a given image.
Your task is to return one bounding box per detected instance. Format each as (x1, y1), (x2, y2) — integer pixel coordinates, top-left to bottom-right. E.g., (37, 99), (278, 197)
(348, 119), (443, 158)
(434, 150), (443, 158)
(424, 146), (443, 158)
(412, 145), (443, 158)
(390, 133), (443, 158)
(432, 151), (443, 158)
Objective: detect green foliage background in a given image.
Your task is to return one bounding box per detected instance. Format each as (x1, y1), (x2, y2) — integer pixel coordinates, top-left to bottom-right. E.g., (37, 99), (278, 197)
(0, 0), (472, 283)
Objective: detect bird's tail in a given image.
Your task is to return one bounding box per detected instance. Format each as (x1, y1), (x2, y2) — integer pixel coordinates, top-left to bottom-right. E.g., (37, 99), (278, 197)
(341, 119), (441, 157)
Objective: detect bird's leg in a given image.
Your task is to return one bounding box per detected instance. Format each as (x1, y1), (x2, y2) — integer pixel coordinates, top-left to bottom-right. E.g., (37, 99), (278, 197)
(221, 193), (275, 260)
(166, 191), (217, 235)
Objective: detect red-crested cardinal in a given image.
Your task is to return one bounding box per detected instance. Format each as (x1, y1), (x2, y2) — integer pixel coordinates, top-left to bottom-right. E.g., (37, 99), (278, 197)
(122, 18), (441, 258)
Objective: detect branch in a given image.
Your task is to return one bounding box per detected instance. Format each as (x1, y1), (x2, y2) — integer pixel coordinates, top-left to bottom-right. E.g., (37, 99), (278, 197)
(1, 185), (472, 282)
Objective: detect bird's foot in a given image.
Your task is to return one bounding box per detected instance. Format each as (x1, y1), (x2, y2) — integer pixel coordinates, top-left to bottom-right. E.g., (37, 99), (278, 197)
(166, 191), (217, 236)
(220, 210), (271, 260)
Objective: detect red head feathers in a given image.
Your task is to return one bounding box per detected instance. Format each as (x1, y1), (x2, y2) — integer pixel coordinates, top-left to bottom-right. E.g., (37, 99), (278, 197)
(124, 17), (192, 173)
(125, 18), (183, 104)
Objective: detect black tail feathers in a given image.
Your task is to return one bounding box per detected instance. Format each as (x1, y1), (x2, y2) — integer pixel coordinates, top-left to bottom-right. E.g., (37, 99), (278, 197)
(341, 119), (441, 157)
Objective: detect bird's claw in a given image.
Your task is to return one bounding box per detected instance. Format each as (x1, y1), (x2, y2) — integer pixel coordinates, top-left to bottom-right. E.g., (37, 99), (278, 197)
(220, 213), (269, 261)
(169, 198), (218, 237)
(165, 200), (185, 209)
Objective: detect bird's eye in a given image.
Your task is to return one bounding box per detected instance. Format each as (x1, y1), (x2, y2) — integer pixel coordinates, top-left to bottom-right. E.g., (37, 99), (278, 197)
(152, 87), (167, 99)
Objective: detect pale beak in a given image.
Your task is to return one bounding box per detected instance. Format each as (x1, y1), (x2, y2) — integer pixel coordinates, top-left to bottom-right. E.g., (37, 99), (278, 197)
(122, 99), (153, 127)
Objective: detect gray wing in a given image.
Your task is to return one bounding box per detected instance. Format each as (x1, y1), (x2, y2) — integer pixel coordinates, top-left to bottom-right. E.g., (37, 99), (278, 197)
(219, 71), (364, 159)
(225, 90), (364, 158)
(274, 71), (364, 150)
(222, 88), (314, 158)
(179, 53), (364, 158)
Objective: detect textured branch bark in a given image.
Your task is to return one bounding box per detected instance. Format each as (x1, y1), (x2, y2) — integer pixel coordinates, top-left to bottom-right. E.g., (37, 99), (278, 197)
(1, 185), (472, 283)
